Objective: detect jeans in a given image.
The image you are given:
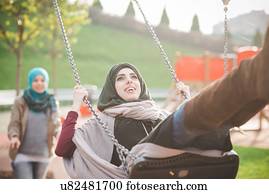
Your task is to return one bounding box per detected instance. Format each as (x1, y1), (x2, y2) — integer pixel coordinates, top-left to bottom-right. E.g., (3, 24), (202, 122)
(172, 102), (232, 151)
(12, 161), (49, 179)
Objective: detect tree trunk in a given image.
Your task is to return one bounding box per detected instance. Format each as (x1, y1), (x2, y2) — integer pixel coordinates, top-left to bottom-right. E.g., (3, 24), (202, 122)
(15, 48), (22, 96)
(15, 15), (24, 96)
(50, 28), (59, 95)
(51, 54), (57, 95)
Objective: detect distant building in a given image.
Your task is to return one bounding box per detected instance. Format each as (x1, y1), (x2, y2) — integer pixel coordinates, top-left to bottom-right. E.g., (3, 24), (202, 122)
(213, 10), (269, 36)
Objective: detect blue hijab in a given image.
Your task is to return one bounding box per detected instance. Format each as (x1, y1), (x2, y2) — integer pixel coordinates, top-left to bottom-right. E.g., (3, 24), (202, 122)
(23, 67), (57, 113)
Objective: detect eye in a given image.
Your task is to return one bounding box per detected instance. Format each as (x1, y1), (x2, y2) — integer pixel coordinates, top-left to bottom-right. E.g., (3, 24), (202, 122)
(116, 76), (124, 81)
(33, 77), (45, 83)
(131, 75), (138, 79)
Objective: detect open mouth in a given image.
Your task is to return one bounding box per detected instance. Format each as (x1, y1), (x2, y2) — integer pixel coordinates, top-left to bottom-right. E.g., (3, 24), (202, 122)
(125, 87), (136, 94)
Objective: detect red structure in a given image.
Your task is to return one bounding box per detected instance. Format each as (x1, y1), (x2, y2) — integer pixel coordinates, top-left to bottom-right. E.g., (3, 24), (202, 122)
(175, 55), (234, 82)
(237, 46), (259, 64)
(80, 104), (93, 117)
(175, 56), (205, 81)
(175, 46), (259, 82)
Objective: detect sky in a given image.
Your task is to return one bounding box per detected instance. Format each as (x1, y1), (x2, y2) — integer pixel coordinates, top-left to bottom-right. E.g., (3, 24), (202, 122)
(76, 0), (269, 34)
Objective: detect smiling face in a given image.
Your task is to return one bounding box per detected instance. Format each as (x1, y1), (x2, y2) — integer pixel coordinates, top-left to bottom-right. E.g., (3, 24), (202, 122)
(31, 75), (47, 93)
(115, 68), (141, 101)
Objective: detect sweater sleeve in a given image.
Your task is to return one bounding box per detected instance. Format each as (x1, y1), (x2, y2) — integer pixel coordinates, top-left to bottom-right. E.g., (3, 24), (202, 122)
(55, 111), (78, 158)
(7, 98), (22, 139)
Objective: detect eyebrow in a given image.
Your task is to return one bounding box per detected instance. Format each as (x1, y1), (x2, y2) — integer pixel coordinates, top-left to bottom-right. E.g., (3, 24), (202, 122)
(34, 77), (45, 80)
(116, 73), (137, 77)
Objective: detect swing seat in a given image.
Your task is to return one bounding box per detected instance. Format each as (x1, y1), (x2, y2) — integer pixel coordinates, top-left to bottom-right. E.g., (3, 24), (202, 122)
(129, 151), (239, 179)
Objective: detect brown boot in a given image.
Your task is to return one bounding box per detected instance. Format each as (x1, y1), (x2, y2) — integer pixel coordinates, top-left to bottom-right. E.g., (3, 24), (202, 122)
(262, 26), (269, 53)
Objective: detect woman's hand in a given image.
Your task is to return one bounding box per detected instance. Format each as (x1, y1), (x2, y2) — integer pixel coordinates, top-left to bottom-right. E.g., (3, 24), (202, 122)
(176, 82), (191, 100)
(71, 85), (88, 112)
(164, 82), (191, 112)
(10, 136), (21, 150)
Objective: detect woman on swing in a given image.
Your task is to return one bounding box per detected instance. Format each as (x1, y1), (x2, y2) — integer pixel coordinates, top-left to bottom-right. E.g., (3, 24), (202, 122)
(56, 26), (269, 178)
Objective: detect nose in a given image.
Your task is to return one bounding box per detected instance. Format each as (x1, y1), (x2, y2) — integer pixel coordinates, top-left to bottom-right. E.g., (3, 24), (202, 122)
(126, 76), (133, 84)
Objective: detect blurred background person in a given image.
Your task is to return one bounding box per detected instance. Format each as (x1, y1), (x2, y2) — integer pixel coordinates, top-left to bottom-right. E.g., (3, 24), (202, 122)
(7, 67), (60, 179)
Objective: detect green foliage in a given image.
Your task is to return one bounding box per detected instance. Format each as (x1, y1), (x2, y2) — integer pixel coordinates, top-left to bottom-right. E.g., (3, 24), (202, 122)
(0, 0), (89, 93)
(190, 14), (200, 33)
(160, 8), (169, 26)
(41, 0), (88, 46)
(0, 0), (42, 52)
(40, 0), (89, 91)
(93, 0), (102, 10)
(252, 29), (263, 47)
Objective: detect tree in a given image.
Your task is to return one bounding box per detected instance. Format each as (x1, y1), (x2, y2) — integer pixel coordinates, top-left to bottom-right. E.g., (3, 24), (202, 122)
(0, 0), (88, 95)
(41, 0), (88, 94)
(93, 0), (102, 10)
(125, 1), (135, 18)
(160, 8), (169, 26)
(252, 29), (262, 47)
(0, 0), (43, 96)
(190, 14), (200, 33)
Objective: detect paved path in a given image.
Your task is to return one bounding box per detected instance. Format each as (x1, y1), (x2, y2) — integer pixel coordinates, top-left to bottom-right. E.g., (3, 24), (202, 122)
(230, 114), (269, 149)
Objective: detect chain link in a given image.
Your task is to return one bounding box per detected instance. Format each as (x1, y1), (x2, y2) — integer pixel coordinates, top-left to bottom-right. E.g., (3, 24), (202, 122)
(52, 0), (81, 85)
(132, 0), (188, 100)
(52, 0), (137, 174)
(52, 0), (192, 174)
(223, 3), (229, 75)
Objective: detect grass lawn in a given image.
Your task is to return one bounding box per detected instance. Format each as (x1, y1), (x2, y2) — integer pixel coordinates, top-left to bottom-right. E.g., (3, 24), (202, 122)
(234, 146), (269, 178)
(0, 23), (203, 90)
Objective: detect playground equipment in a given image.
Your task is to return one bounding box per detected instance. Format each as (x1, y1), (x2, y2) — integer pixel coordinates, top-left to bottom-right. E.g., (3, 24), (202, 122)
(53, 0), (239, 178)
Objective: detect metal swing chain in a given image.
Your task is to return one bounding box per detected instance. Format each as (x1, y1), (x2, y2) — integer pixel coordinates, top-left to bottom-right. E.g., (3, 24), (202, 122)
(222, 0), (245, 135)
(52, 0), (136, 172)
(52, 0), (191, 174)
(222, 0), (230, 75)
(132, 0), (188, 99)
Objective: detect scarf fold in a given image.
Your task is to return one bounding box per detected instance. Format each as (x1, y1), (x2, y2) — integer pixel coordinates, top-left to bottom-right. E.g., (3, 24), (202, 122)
(102, 100), (168, 121)
(63, 112), (127, 178)
(64, 108), (216, 178)
(63, 101), (171, 178)
(23, 89), (57, 113)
